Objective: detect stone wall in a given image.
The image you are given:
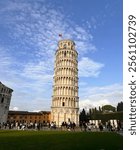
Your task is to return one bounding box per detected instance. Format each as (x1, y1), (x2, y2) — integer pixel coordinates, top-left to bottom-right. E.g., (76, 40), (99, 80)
(0, 82), (13, 124)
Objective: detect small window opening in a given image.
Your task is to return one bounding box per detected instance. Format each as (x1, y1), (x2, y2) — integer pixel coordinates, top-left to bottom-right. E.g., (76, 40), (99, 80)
(64, 51), (66, 57)
(1, 97), (4, 103)
(62, 102), (65, 106)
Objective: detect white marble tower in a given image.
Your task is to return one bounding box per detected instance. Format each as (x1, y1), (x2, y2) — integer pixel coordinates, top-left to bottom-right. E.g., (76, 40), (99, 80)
(51, 39), (79, 127)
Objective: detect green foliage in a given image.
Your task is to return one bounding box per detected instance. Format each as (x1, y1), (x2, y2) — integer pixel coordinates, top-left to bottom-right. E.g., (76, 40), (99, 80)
(117, 101), (123, 111)
(99, 106), (102, 112)
(0, 131), (123, 150)
(79, 108), (88, 122)
(93, 112), (123, 124)
(102, 105), (116, 112)
(82, 103), (123, 123)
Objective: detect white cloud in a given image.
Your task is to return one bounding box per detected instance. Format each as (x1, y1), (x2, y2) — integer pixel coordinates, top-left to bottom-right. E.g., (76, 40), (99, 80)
(79, 99), (110, 111)
(1, 0), (97, 56)
(22, 61), (53, 80)
(79, 83), (123, 109)
(80, 83), (122, 98)
(0, 0), (99, 81)
(78, 57), (104, 77)
(0, 0), (114, 112)
(0, 47), (12, 68)
(10, 107), (19, 111)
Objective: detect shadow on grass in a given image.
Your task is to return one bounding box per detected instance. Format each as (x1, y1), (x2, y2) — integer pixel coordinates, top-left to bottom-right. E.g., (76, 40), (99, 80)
(0, 130), (123, 150)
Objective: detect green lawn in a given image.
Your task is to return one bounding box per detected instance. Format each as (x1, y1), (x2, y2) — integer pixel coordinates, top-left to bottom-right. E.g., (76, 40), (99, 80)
(0, 130), (123, 150)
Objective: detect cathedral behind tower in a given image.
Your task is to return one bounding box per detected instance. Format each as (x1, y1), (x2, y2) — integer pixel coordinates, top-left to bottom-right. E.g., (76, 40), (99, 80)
(51, 39), (79, 126)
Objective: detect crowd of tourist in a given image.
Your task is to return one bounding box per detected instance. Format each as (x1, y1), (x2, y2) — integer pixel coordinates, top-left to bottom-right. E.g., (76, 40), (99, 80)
(0, 120), (123, 132)
(0, 121), (45, 130)
(79, 120), (123, 132)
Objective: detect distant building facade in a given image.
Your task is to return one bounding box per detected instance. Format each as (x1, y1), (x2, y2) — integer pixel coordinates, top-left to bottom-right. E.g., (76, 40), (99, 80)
(7, 111), (51, 124)
(51, 40), (79, 127)
(0, 82), (13, 124)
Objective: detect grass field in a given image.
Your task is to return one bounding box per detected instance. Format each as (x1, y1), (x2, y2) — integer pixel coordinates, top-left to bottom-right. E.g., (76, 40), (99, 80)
(0, 130), (123, 150)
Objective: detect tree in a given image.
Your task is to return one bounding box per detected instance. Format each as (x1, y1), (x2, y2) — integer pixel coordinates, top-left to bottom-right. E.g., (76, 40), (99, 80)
(117, 101), (123, 111)
(95, 107), (97, 112)
(79, 109), (88, 122)
(89, 108), (92, 115)
(102, 105), (116, 112)
(99, 106), (102, 113)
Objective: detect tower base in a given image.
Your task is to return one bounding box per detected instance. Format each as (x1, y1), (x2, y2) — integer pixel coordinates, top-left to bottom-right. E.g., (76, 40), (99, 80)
(51, 107), (79, 127)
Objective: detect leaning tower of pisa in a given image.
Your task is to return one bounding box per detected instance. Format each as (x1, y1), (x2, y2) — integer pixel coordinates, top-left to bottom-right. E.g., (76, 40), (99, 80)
(51, 39), (79, 127)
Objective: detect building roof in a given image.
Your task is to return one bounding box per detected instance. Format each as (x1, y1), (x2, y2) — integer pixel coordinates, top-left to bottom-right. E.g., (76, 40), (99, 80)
(8, 110), (51, 115)
(0, 81), (13, 92)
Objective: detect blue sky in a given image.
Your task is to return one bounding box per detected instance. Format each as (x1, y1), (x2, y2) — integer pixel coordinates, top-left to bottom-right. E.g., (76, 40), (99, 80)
(0, 0), (123, 111)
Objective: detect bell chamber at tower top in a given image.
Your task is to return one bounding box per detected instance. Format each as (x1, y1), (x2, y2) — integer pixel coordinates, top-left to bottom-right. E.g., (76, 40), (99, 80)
(58, 40), (75, 50)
